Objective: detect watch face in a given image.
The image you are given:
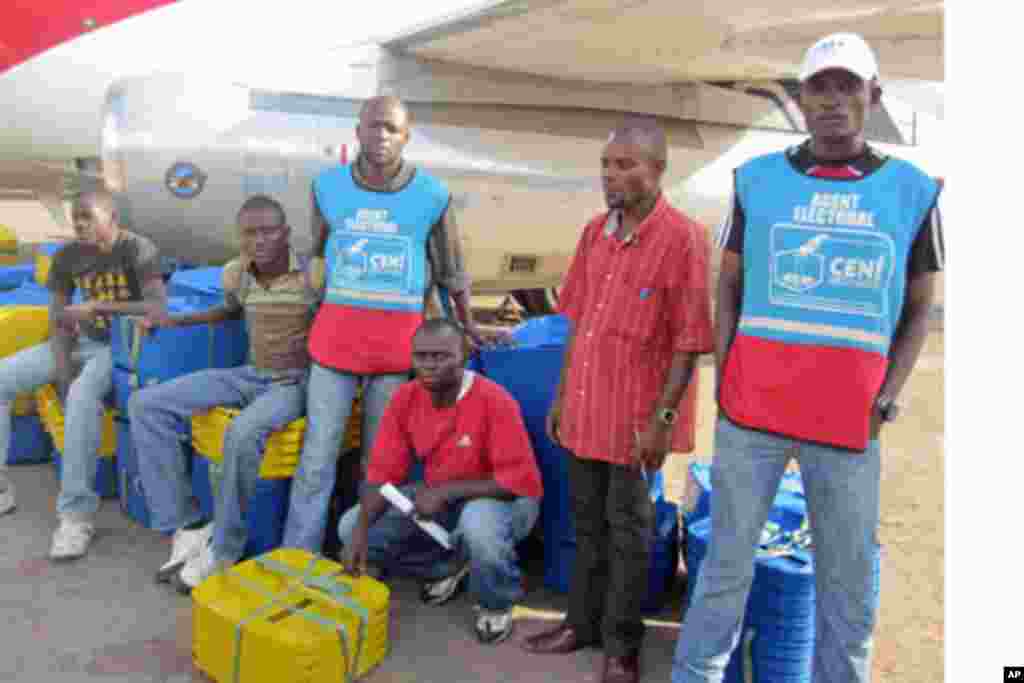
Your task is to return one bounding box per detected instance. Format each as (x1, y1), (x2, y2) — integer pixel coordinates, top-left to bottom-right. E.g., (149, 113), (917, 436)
(880, 402), (899, 422)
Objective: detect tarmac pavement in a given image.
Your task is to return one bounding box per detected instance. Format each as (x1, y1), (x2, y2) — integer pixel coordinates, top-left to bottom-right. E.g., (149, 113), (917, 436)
(1, 463), (687, 683)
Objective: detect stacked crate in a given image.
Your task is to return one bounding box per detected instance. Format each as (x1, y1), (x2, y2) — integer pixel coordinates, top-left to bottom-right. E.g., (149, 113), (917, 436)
(110, 287), (249, 528)
(36, 383), (119, 497)
(1, 306), (53, 465)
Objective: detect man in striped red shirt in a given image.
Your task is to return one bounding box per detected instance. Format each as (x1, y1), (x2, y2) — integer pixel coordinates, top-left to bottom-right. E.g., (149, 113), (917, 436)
(522, 118), (713, 683)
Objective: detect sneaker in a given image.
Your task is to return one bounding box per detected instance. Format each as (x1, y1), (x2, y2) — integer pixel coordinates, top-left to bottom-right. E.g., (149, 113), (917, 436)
(49, 515), (95, 560)
(173, 540), (222, 595)
(156, 522), (213, 583)
(0, 480), (14, 516)
(474, 606), (513, 644)
(420, 561), (470, 606)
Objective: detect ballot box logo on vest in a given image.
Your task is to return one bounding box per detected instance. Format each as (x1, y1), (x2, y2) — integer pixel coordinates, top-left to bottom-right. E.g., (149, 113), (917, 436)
(331, 233), (414, 292)
(770, 192), (894, 319)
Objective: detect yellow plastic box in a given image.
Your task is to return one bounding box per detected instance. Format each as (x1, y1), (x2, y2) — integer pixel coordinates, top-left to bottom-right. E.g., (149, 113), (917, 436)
(0, 306), (50, 416)
(13, 393), (37, 416)
(35, 384), (118, 457)
(33, 243), (63, 287)
(191, 396), (361, 479)
(0, 224), (17, 265)
(192, 548), (390, 683)
(0, 305), (49, 359)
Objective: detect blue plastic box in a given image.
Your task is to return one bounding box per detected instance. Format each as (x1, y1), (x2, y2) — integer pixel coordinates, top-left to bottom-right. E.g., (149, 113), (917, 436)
(117, 416), (212, 532)
(6, 415), (53, 465)
(166, 267), (226, 308)
(110, 299), (248, 379)
(115, 418), (154, 528)
(0, 264), (34, 291)
(476, 343), (569, 535)
(0, 282), (52, 306)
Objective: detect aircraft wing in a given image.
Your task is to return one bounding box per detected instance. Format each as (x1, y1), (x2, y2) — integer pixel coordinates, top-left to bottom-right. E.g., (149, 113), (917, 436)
(383, 0), (943, 84)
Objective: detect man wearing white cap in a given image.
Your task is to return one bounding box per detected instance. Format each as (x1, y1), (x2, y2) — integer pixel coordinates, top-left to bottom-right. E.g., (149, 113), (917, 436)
(671, 33), (943, 683)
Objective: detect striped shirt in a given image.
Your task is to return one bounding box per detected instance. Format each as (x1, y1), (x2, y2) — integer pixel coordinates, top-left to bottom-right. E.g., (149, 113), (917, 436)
(222, 250), (323, 371)
(558, 195), (714, 465)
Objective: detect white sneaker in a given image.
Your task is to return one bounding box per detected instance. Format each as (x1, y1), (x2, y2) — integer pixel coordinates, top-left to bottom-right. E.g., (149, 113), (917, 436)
(174, 540), (222, 595)
(49, 515), (95, 560)
(474, 606), (513, 644)
(156, 522), (213, 583)
(0, 479), (14, 516)
(420, 561), (470, 606)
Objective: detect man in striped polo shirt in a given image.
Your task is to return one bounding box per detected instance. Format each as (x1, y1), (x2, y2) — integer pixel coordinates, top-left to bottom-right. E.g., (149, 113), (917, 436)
(128, 195), (323, 592)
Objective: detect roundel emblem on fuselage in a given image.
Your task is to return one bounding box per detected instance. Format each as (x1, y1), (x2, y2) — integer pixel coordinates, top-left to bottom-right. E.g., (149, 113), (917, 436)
(165, 161), (206, 199)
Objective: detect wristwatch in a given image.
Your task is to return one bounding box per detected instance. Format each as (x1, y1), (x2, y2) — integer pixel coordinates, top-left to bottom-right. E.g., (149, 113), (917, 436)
(875, 395), (901, 423)
(657, 408), (678, 426)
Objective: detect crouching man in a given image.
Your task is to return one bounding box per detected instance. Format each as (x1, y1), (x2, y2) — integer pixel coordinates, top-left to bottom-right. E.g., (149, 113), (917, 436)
(340, 318), (542, 644)
(128, 195), (322, 592)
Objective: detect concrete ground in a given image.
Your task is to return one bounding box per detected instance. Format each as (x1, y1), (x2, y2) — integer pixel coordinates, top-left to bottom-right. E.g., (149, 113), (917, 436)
(0, 463), (688, 683)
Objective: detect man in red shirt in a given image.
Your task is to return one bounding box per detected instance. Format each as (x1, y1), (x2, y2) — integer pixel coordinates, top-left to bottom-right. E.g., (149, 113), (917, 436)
(340, 318), (543, 645)
(522, 119), (713, 683)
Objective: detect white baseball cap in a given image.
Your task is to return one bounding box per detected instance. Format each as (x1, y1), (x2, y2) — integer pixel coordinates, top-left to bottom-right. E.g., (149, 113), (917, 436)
(799, 33), (879, 83)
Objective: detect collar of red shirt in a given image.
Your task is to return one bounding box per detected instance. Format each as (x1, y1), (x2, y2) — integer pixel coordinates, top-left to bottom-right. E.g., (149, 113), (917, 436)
(600, 193), (668, 247)
(421, 370), (476, 405)
(456, 370), (475, 402)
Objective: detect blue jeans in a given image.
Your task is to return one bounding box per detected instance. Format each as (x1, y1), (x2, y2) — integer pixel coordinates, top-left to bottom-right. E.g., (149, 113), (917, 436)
(0, 338), (112, 516)
(282, 362), (407, 552)
(128, 366), (307, 564)
(672, 417), (881, 683)
(338, 484), (540, 610)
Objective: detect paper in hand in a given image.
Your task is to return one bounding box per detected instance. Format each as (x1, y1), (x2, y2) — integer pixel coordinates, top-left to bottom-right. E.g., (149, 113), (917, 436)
(380, 483), (453, 550)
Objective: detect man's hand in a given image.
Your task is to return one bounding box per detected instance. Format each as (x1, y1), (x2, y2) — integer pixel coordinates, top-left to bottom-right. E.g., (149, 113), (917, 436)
(869, 404), (883, 441)
(139, 310), (176, 335)
(342, 524), (371, 577)
(414, 486), (450, 519)
(546, 399), (563, 445)
(632, 422), (672, 471)
(59, 301), (99, 325)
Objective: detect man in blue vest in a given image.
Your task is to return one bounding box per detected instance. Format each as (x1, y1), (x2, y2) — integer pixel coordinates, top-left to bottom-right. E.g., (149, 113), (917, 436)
(283, 95), (504, 555)
(672, 34), (943, 683)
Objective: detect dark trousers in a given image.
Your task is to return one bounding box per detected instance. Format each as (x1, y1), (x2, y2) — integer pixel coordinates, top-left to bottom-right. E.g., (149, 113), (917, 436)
(566, 453), (655, 656)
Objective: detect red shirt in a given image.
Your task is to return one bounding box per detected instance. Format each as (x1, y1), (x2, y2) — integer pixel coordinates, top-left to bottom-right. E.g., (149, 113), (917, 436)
(558, 195), (713, 465)
(366, 372), (544, 499)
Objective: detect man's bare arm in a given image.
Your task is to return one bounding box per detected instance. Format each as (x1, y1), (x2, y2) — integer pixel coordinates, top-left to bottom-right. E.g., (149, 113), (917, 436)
(312, 190), (328, 257)
(48, 289), (76, 402)
(546, 327), (576, 443)
(653, 352), (699, 417)
(714, 250), (743, 400)
(879, 274), (936, 400)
